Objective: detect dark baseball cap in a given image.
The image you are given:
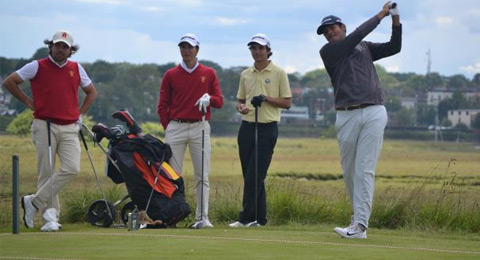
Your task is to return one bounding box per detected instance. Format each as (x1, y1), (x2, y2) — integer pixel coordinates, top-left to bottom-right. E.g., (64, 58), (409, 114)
(317, 15), (344, 35)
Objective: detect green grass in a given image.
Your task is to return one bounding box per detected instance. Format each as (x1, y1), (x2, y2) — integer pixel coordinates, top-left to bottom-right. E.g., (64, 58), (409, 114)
(1, 135), (480, 250)
(1, 134), (480, 259)
(1, 225), (479, 260)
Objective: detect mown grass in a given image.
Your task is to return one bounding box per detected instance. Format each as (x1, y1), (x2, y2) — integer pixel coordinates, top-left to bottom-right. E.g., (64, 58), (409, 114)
(0, 134), (479, 233)
(1, 226), (480, 260)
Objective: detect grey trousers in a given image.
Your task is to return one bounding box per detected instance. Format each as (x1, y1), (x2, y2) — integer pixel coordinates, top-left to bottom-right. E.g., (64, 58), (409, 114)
(335, 105), (388, 228)
(165, 120), (211, 221)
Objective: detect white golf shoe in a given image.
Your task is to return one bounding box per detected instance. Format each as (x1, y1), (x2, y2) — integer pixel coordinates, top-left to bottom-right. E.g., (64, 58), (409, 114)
(41, 208), (60, 232)
(228, 221), (245, 228)
(41, 221), (60, 232)
(202, 219), (214, 228)
(21, 195), (37, 228)
(334, 223), (367, 239)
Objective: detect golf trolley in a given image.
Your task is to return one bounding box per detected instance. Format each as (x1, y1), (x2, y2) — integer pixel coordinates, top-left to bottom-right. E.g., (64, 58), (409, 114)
(80, 123), (137, 228)
(80, 109), (190, 228)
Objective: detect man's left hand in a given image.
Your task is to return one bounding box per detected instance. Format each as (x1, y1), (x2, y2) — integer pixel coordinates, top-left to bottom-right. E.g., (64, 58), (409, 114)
(251, 95), (267, 107)
(195, 93), (211, 113)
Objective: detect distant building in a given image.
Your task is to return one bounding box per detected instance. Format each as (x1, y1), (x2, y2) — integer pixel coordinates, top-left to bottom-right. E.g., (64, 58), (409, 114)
(427, 88), (480, 105)
(400, 97), (416, 109)
(447, 109), (480, 128)
(281, 105), (310, 124)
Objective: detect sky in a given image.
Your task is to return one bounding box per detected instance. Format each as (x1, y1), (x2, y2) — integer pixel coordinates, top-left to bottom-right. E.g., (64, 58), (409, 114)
(1, 0), (479, 79)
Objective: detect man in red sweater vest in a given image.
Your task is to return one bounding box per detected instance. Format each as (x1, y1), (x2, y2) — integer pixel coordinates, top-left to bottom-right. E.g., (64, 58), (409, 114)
(3, 30), (97, 232)
(157, 33), (223, 228)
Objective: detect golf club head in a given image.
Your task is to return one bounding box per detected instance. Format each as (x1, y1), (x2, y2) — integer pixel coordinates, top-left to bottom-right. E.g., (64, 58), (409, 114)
(112, 109), (142, 135)
(246, 221), (261, 227)
(91, 123), (112, 143)
(189, 220), (204, 229)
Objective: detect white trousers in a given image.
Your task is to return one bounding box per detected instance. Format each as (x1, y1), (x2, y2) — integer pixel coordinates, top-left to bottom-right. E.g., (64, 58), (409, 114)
(165, 120), (211, 221)
(30, 119), (81, 212)
(335, 105), (388, 228)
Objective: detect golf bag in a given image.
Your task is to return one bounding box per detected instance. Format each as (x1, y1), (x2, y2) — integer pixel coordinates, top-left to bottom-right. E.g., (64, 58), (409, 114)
(96, 110), (191, 227)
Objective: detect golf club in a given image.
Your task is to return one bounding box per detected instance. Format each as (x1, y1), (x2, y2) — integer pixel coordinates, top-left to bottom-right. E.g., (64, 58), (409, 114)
(246, 105), (261, 227)
(79, 127), (116, 225)
(190, 109), (206, 229)
(141, 152), (167, 229)
(46, 120), (55, 209)
(83, 124), (121, 173)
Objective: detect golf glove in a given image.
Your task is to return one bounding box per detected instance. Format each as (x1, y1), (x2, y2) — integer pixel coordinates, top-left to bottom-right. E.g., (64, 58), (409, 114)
(251, 94), (266, 107)
(195, 93), (211, 113)
(76, 115), (83, 127)
(389, 2), (399, 16)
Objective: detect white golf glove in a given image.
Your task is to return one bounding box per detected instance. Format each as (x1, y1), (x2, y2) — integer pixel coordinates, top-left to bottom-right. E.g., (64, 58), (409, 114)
(389, 2), (399, 16)
(76, 115), (83, 127)
(195, 93), (211, 113)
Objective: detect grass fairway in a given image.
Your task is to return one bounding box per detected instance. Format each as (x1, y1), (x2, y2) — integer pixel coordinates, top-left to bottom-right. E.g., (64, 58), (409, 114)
(1, 225), (479, 260)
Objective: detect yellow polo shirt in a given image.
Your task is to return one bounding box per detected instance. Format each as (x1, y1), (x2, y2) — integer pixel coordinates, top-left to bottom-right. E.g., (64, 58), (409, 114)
(237, 61), (292, 123)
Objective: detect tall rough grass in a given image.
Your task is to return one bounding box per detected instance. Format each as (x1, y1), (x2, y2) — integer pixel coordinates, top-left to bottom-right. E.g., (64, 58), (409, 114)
(1, 170), (478, 232)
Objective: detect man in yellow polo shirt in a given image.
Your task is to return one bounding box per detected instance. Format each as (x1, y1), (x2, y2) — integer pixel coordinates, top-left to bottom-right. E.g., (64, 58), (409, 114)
(229, 33), (292, 227)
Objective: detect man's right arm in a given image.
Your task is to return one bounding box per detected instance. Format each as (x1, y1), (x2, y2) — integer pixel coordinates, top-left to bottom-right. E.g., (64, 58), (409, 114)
(2, 73), (35, 110)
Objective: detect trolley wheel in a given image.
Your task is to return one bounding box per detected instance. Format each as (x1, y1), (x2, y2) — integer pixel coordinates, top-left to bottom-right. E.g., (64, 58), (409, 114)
(87, 200), (116, 227)
(121, 201), (137, 225)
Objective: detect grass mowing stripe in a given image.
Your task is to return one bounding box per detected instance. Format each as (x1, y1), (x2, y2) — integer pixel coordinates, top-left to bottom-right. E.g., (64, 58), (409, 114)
(0, 257), (85, 260)
(18, 232), (480, 255)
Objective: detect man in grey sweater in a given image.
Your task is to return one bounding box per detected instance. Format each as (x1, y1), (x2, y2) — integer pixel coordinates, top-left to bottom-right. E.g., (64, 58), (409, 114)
(318, 1), (401, 238)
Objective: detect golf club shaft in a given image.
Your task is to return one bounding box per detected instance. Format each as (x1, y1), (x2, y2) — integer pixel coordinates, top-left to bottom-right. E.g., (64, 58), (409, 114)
(254, 106), (258, 222)
(79, 128), (115, 221)
(145, 152), (166, 214)
(200, 110), (205, 223)
(81, 123), (121, 173)
(46, 120), (54, 208)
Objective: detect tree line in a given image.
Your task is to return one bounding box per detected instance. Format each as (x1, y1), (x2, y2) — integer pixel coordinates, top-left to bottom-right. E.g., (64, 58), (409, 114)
(1, 47), (480, 131)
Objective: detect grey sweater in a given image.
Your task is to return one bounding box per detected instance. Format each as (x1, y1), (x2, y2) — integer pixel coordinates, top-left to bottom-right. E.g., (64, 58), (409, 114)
(320, 16), (402, 108)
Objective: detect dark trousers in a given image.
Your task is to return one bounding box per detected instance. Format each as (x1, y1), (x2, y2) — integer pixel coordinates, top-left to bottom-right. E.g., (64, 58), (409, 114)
(237, 120), (278, 225)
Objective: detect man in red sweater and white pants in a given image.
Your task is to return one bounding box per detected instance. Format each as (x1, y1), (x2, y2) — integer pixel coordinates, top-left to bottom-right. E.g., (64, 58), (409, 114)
(157, 33), (223, 228)
(3, 30), (97, 232)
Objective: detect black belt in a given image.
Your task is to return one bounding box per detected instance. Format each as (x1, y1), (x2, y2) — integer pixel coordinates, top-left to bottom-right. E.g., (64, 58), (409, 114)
(172, 119), (202, 123)
(336, 104), (374, 111)
(242, 120), (277, 125)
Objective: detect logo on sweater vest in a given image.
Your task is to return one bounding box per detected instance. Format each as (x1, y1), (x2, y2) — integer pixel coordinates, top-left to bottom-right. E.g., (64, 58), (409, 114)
(69, 71), (75, 77)
(200, 76), (206, 83)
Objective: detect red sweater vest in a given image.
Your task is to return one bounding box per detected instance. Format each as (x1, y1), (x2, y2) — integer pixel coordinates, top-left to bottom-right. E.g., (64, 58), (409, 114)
(31, 58), (81, 125)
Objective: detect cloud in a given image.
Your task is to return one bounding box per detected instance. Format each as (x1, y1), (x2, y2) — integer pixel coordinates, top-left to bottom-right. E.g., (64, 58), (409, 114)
(138, 6), (163, 12)
(215, 17), (248, 26)
(460, 62), (480, 75)
(74, 0), (125, 5)
(435, 16), (454, 27)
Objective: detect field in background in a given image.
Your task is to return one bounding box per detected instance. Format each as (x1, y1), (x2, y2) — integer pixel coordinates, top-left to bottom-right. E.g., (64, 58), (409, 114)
(0, 135), (479, 231)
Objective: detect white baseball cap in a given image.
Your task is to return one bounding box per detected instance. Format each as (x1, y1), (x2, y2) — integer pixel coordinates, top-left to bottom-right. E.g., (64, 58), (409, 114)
(178, 33), (200, 47)
(52, 30), (74, 47)
(247, 33), (271, 48)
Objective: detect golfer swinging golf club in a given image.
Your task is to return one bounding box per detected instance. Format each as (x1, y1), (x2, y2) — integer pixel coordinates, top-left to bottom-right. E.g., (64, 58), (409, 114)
(157, 33), (223, 229)
(229, 33), (292, 228)
(3, 30), (97, 231)
(317, 2), (401, 238)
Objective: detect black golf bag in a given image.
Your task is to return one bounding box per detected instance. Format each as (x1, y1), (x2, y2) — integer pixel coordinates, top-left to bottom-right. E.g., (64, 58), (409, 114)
(95, 110), (191, 227)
